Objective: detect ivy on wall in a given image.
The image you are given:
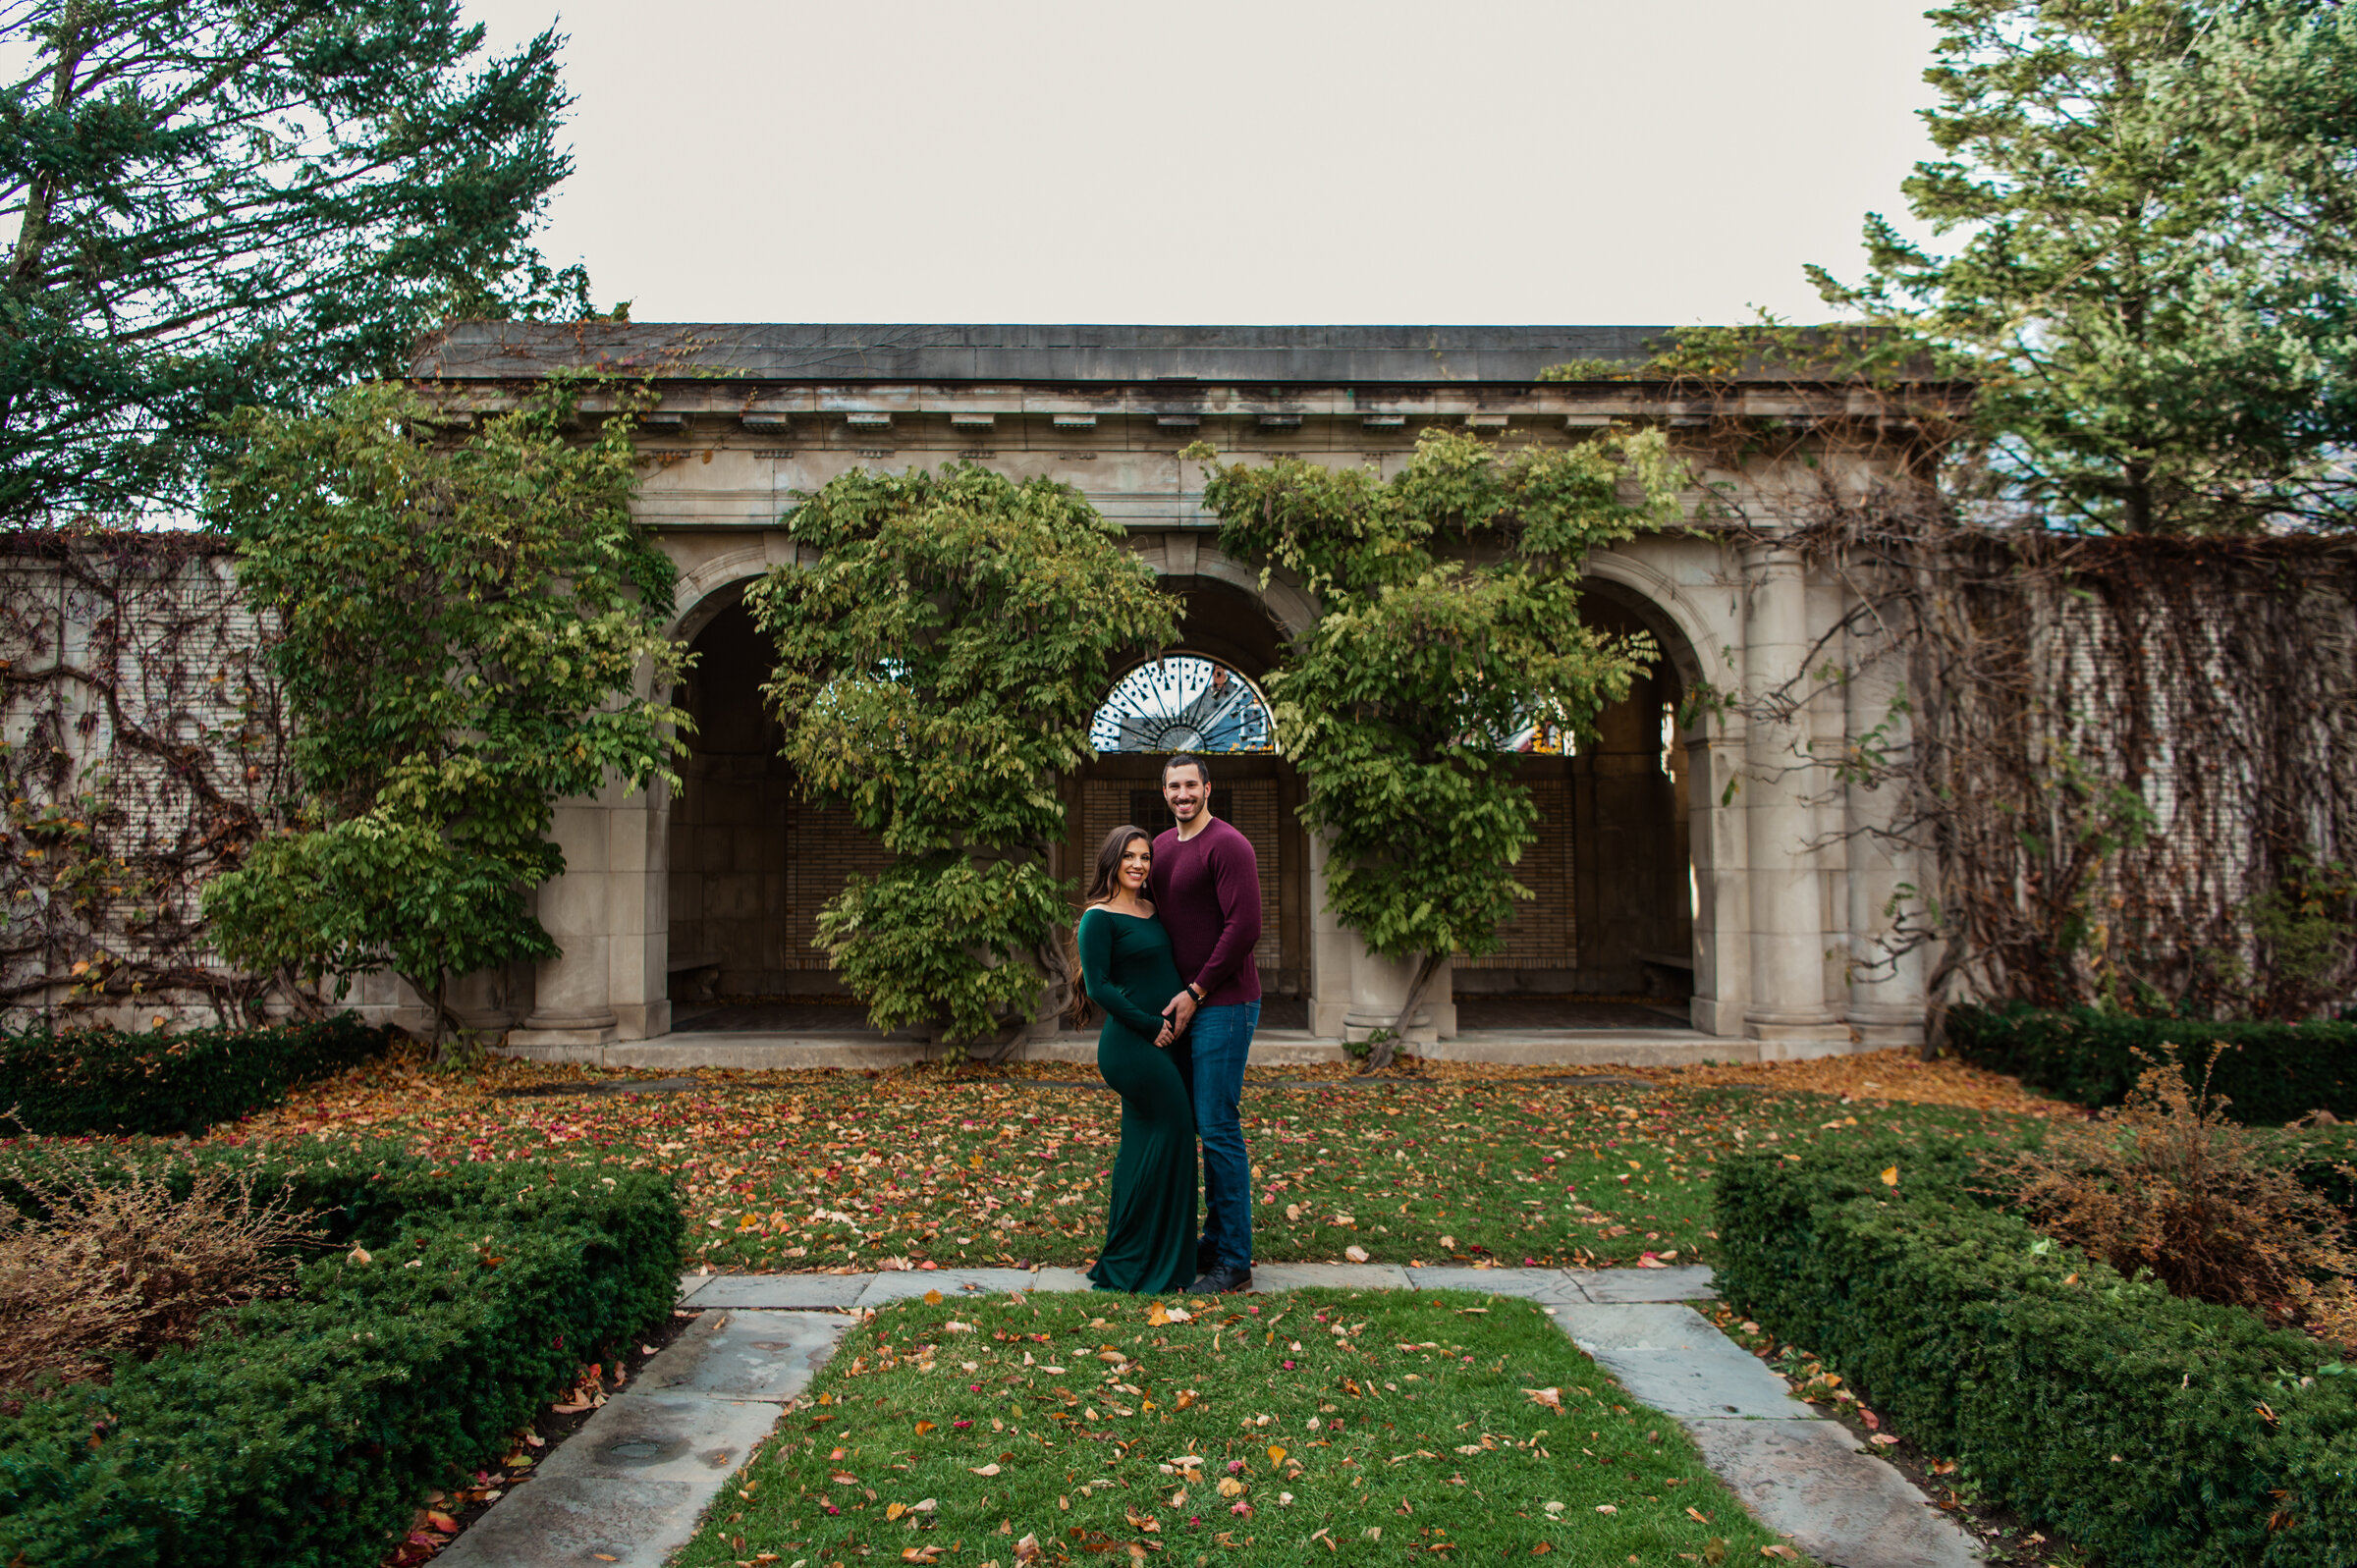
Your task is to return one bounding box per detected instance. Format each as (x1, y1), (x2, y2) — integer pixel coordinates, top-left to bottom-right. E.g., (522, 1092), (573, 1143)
(749, 463), (1179, 1054)
(0, 529), (292, 1025)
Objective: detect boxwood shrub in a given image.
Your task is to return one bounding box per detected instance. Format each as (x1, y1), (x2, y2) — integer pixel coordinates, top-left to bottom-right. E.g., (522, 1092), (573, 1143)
(0, 1014), (390, 1136)
(0, 1145), (684, 1568)
(1714, 1138), (2357, 1568)
(1948, 1002), (2357, 1124)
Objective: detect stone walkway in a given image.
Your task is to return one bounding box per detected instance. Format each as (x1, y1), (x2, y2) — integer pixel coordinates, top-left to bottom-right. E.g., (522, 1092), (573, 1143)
(440, 1266), (1979, 1568)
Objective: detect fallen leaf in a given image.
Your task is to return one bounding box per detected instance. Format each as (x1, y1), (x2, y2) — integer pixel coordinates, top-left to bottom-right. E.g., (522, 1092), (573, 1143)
(1531, 1545), (1553, 1557)
(1267, 1445), (1287, 1467)
(831, 1471), (859, 1485)
(924, 1289), (945, 1306)
(1879, 1165), (1899, 1188)
(1147, 1302), (1171, 1326)
(1686, 1506), (1710, 1523)
(971, 1463), (1003, 1477)
(887, 1502), (908, 1521)
(1124, 1507), (1160, 1533)
(1870, 1434), (1899, 1446)
(1524, 1387), (1564, 1412)
(1703, 1541), (1727, 1566)
(1344, 1245), (1370, 1263)
(425, 1510), (458, 1533)
(1594, 1504), (1617, 1515)
(348, 1247), (372, 1267)
(902, 1549), (943, 1564)
(915, 1421), (937, 1435)
(1012, 1535), (1043, 1564)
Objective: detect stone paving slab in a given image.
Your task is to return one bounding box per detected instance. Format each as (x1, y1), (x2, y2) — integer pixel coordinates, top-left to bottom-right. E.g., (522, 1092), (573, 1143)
(1551, 1303), (1811, 1420)
(637, 1310), (846, 1402)
(431, 1476), (711, 1568)
(856, 1268), (1040, 1306)
(1403, 1266), (1591, 1301)
(437, 1391), (795, 1568)
(681, 1271), (871, 1310)
(1686, 1417), (1983, 1568)
(1032, 1265), (1095, 1293)
(1572, 1264), (1718, 1302)
(1249, 1261), (1414, 1292)
(531, 1390), (788, 1486)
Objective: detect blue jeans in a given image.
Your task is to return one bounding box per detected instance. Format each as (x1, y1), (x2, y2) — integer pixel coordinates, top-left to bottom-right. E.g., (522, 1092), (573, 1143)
(1189, 1000), (1258, 1272)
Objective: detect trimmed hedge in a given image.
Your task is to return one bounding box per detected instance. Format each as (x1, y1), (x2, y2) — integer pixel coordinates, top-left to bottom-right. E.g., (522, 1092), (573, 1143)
(0, 1145), (684, 1568)
(1715, 1139), (2357, 1568)
(0, 1014), (389, 1136)
(1949, 1002), (2357, 1124)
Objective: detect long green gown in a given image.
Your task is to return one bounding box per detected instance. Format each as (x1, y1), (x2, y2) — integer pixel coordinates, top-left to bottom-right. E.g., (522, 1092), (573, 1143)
(1077, 906), (1198, 1294)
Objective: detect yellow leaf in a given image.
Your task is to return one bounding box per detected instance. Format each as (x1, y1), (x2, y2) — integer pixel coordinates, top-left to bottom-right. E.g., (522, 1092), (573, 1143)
(1147, 1302), (1170, 1326)
(1267, 1445), (1287, 1467)
(887, 1502), (908, 1521)
(1878, 1166), (1899, 1188)
(914, 1421), (936, 1434)
(923, 1289), (944, 1306)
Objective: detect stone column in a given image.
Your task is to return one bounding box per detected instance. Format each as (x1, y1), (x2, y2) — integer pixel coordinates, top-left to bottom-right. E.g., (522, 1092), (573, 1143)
(510, 795), (620, 1053)
(1304, 828), (1352, 1039)
(1844, 622), (1927, 1046)
(1343, 946), (1444, 1046)
(1686, 721), (1749, 1036)
(608, 781), (671, 1041)
(1740, 543), (1846, 1052)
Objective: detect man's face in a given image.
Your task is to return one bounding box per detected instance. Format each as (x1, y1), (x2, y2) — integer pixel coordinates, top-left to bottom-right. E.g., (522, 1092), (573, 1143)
(1163, 762), (1207, 823)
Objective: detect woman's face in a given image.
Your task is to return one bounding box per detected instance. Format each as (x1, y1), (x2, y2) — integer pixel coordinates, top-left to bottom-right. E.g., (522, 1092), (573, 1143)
(1118, 838), (1152, 893)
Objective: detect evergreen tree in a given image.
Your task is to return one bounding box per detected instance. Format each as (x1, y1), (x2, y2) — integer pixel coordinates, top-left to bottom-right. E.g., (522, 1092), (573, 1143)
(0, 0), (591, 521)
(1811, 0), (2357, 534)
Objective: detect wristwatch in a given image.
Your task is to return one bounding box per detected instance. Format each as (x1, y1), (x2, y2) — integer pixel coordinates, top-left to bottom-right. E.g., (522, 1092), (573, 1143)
(1186, 983), (1205, 1002)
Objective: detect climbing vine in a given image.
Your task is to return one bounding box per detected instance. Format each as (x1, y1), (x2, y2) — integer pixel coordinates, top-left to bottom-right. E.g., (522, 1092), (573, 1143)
(0, 527), (291, 1025)
(1590, 323), (2357, 1028)
(1193, 429), (1685, 1070)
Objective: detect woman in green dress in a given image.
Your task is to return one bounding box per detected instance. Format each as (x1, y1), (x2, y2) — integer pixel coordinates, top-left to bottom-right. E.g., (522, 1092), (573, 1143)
(1075, 824), (1198, 1293)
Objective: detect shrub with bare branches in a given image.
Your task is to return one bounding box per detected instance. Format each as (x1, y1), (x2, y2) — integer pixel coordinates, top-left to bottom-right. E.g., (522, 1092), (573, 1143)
(1991, 1043), (2357, 1347)
(0, 1158), (320, 1396)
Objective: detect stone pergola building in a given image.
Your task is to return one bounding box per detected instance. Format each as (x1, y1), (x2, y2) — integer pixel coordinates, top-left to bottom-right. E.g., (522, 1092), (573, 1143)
(411, 323), (1942, 1058)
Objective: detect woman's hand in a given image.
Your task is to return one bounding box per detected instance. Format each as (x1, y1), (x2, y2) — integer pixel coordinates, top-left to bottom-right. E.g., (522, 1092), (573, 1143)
(1154, 1021), (1177, 1049)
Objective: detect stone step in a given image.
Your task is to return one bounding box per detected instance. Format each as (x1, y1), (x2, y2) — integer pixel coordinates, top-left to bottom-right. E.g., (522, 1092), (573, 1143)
(498, 1028), (1753, 1071)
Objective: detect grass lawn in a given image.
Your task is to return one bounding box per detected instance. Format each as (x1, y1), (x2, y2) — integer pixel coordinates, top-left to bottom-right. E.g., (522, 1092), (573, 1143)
(216, 1052), (2065, 1273)
(679, 1287), (1811, 1568)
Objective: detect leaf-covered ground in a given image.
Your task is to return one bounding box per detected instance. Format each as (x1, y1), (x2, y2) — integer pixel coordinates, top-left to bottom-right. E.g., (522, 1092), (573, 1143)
(215, 1052), (2065, 1273)
(679, 1287), (1812, 1568)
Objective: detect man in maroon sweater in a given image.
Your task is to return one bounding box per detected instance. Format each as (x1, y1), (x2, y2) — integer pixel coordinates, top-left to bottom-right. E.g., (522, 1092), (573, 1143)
(1149, 752), (1262, 1293)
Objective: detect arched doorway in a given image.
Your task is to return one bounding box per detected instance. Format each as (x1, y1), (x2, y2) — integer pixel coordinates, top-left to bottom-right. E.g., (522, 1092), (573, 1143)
(1448, 592), (1694, 1029)
(1062, 573), (1313, 1023)
(663, 595), (898, 1030)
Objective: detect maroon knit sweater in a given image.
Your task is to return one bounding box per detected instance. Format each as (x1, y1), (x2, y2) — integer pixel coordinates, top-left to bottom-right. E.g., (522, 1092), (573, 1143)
(1149, 817), (1263, 1006)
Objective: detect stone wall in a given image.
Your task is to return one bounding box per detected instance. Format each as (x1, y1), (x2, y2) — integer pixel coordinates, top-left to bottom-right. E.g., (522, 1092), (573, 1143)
(0, 531), (290, 1028)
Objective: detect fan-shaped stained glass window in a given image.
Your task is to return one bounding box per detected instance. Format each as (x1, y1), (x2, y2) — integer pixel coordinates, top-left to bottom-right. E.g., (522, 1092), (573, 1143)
(1091, 655), (1274, 754)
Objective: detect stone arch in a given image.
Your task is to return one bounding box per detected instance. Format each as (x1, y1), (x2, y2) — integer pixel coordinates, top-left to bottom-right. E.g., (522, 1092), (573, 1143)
(667, 543), (777, 647)
(1579, 546), (1746, 1036)
(1580, 552), (1734, 699)
(1129, 534), (1317, 640)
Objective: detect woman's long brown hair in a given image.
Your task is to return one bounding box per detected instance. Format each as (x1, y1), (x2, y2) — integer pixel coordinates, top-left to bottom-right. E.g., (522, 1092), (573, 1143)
(1069, 825), (1153, 1026)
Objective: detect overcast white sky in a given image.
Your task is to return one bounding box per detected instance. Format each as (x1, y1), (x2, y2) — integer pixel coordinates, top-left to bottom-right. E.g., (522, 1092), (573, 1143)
(463, 0), (1946, 327)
